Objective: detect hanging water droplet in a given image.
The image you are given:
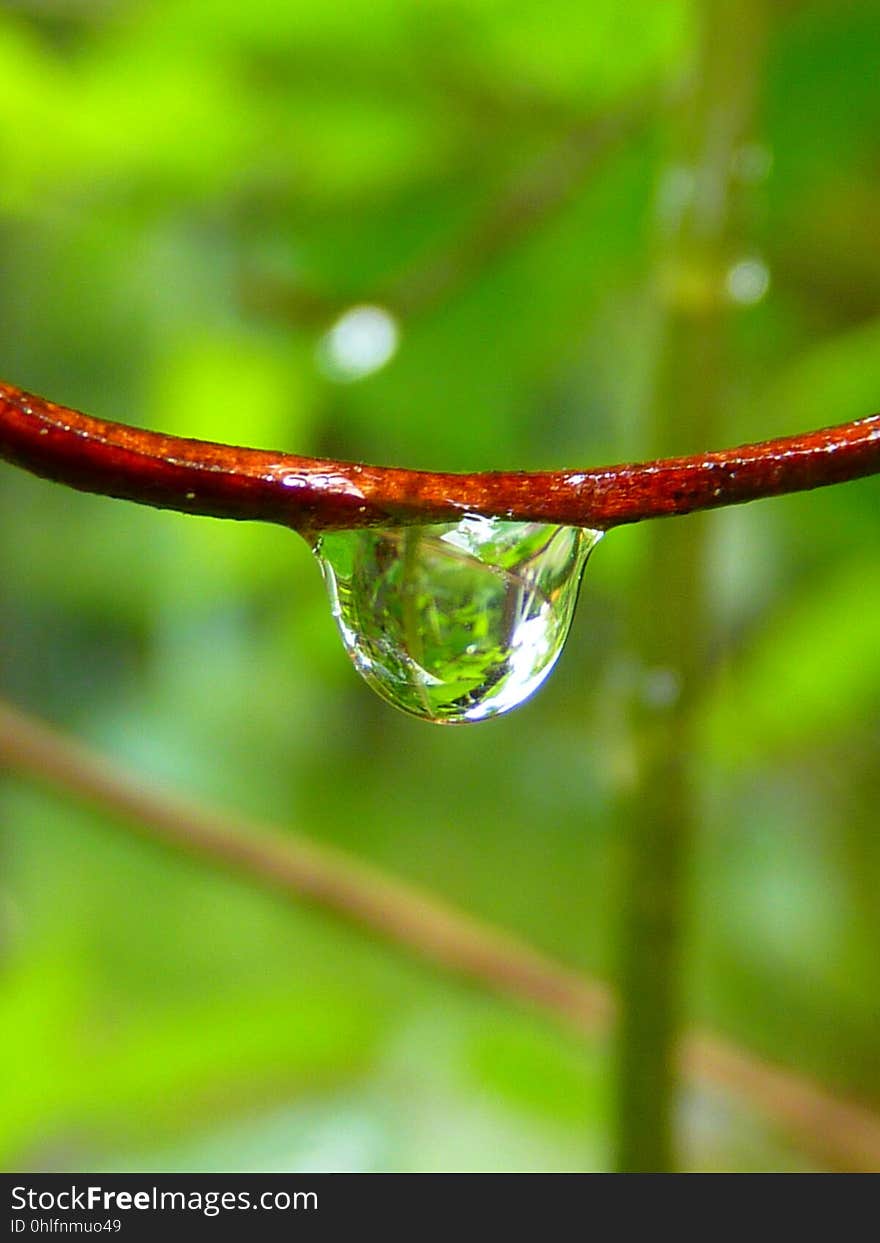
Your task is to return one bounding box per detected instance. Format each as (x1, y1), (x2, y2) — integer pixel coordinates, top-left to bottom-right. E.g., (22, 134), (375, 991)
(313, 516), (602, 724)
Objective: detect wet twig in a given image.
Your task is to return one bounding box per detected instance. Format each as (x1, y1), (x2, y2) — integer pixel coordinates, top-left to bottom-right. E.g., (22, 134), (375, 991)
(1, 379), (878, 534)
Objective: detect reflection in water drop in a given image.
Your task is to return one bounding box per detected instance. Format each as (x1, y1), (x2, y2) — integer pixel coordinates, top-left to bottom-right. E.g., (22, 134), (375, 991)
(314, 517), (602, 724)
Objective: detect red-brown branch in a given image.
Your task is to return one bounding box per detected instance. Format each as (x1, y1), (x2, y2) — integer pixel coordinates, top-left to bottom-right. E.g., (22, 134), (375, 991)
(1, 379), (878, 532)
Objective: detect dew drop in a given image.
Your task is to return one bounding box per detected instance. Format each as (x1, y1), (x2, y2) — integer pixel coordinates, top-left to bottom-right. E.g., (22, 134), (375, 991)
(317, 305), (399, 382)
(725, 256), (770, 305)
(313, 516), (602, 724)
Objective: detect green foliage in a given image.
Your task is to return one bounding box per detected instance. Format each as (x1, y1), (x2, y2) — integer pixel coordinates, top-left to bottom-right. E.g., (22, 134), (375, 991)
(1, 0), (878, 1171)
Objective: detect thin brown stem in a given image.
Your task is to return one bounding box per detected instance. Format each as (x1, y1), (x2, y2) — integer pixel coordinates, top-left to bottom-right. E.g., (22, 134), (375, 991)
(1, 379), (878, 534)
(1, 696), (879, 1171)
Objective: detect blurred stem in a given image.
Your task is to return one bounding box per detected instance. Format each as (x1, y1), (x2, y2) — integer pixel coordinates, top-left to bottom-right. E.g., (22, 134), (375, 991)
(5, 695), (880, 1171)
(614, 0), (766, 1171)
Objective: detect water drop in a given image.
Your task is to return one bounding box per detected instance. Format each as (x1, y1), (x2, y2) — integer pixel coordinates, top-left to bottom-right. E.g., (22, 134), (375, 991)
(313, 516), (602, 724)
(725, 256), (770, 306)
(317, 305), (399, 382)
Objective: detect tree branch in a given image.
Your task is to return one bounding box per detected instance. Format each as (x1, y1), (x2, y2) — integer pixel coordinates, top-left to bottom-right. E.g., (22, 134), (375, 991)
(1, 696), (879, 1171)
(1, 379), (878, 533)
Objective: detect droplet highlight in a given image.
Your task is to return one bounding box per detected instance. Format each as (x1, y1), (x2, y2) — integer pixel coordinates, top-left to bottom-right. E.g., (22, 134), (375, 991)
(317, 305), (400, 382)
(314, 516), (602, 724)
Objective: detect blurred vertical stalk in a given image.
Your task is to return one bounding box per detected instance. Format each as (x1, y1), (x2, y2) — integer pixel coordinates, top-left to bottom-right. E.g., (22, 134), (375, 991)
(614, 0), (765, 1171)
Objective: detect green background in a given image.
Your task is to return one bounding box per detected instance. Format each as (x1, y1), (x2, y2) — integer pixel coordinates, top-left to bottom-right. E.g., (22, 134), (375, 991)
(1, 0), (878, 1171)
